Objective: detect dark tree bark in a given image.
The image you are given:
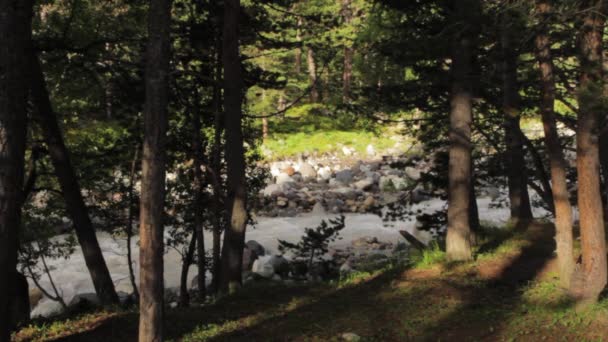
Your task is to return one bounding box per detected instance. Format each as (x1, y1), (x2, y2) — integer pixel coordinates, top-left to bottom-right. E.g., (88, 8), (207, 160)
(295, 17), (302, 74)
(139, 0), (171, 339)
(30, 56), (119, 305)
(178, 232), (196, 307)
(210, 49), (224, 294)
(446, 0), (479, 261)
(192, 93), (206, 300)
(500, 5), (533, 223)
(573, 0), (607, 303)
(219, 0), (248, 293)
(307, 47), (319, 103)
(0, 0), (32, 338)
(534, 0), (574, 289)
(342, 0), (353, 102)
(127, 146), (139, 298)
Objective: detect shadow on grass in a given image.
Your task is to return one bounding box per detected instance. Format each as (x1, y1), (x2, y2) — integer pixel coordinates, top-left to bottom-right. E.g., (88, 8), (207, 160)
(53, 222), (565, 341)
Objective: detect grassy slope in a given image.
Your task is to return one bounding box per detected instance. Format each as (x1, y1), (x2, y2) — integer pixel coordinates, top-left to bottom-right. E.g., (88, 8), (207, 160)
(14, 222), (608, 342)
(259, 105), (413, 159)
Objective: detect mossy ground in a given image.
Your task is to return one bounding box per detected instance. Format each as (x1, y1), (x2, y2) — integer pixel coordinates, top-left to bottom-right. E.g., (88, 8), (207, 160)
(14, 221), (608, 341)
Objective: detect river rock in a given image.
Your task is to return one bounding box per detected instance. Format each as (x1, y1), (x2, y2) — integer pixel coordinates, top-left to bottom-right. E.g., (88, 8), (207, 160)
(299, 162), (317, 180)
(277, 197), (289, 207)
(252, 256), (276, 278)
(361, 195), (376, 210)
(317, 166), (332, 180)
(341, 333), (362, 342)
(267, 255), (290, 278)
(405, 166), (421, 180)
(311, 201), (326, 215)
(379, 175), (409, 191)
(68, 292), (99, 307)
(353, 178), (374, 191)
(283, 166), (296, 176)
(276, 173), (295, 185)
(335, 169), (354, 184)
(29, 287), (43, 309)
(366, 144), (375, 156)
(243, 240), (266, 271)
(263, 183), (285, 197)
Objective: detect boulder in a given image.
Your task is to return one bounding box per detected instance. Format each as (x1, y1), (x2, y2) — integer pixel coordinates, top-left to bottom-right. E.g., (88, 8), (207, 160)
(68, 292), (99, 307)
(243, 242), (265, 271)
(353, 178), (374, 191)
(267, 255), (290, 278)
(252, 256), (275, 278)
(335, 169), (354, 184)
(29, 287), (43, 309)
(276, 173), (295, 185)
(263, 183), (286, 197)
(299, 162), (317, 180)
(405, 166), (421, 180)
(246, 240), (266, 257)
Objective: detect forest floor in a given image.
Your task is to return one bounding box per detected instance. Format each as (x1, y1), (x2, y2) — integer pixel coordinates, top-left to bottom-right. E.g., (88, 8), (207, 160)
(14, 221), (608, 342)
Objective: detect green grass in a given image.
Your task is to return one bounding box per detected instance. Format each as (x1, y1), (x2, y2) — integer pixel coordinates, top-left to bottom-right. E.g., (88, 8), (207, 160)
(256, 104), (415, 159)
(409, 241), (446, 269)
(263, 129), (409, 159)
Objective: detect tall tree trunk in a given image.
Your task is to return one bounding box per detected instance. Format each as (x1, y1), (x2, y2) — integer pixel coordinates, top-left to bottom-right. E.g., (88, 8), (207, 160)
(342, 0), (353, 102)
(501, 6), (534, 223)
(446, 0), (479, 262)
(139, 0), (171, 339)
(127, 146), (139, 298)
(192, 93), (206, 300)
(219, 0), (248, 293)
(534, 0), (574, 289)
(211, 52), (223, 294)
(307, 47), (319, 102)
(600, 51), (608, 218)
(0, 0), (32, 338)
(574, 0), (607, 303)
(295, 17), (302, 74)
(30, 57), (119, 305)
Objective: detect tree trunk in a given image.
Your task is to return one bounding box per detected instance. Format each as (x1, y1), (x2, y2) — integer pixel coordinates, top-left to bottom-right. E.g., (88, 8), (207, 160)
(30, 56), (120, 305)
(501, 6), (534, 223)
(192, 93), (206, 300)
(574, 0), (607, 303)
(295, 17), (302, 74)
(127, 146), (139, 298)
(342, 0), (353, 102)
(210, 38), (223, 294)
(445, 0), (479, 261)
(178, 232), (196, 307)
(0, 0), (32, 338)
(534, 0), (574, 289)
(139, 0), (171, 339)
(219, 0), (248, 293)
(307, 47), (319, 103)
(211, 64), (223, 294)
(600, 50), (608, 219)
